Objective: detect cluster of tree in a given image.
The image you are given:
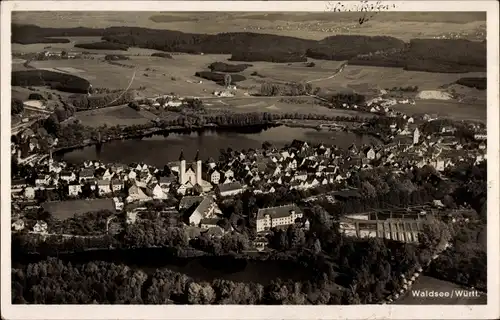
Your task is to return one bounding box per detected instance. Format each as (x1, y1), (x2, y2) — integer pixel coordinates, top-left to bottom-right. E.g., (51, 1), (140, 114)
(12, 98), (24, 115)
(12, 70), (91, 94)
(46, 210), (115, 236)
(104, 54), (129, 61)
(28, 93), (46, 100)
(306, 35), (405, 61)
(12, 232), (118, 257)
(69, 90), (136, 111)
(208, 62), (251, 73)
(151, 52), (173, 59)
(455, 77), (486, 90)
(427, 222), (486, 291)
(75, 42), (129, 51)
(12, 24), (104, 44)
(118, 220), (189, 249)
(404, 39), (486, 73)
(258, 82), (314, 96)
(388, 86), (419, 92)
(350, 39), (486, 73)
(194, 71), (246, 84)
(230, 51), (307, 63)
(327, 93), (366, 107)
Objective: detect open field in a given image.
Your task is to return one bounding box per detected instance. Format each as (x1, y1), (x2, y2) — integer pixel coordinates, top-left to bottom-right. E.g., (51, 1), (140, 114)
(75, 105), (153, 127)
(395, 276), (486, 305)
(12, 12), (486, 42)
(329, 65), (486, 93)
(392, 100), (486, 122)
(202, 96), (376, 118)
(41, 199), (116, 220)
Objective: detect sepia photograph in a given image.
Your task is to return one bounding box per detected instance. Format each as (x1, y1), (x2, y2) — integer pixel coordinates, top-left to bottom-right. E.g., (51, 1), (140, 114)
(1, 1), (499, 319)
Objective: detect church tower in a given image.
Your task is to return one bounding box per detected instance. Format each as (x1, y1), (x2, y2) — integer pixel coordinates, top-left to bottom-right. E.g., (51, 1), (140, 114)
(179, 150), (186, 184)
(413, 128), (420, 145)
(195, 150), (202, 185)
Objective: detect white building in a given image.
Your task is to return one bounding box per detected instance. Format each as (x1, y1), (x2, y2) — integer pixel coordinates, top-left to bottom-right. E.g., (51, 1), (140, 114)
(256, 204), (304, 233)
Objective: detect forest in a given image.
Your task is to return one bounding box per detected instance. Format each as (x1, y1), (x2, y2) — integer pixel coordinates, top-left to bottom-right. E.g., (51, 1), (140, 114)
(455, 77), (487, 90)
(74, 42), (129, 51)
(208, 62), (252, 73)
(12, 24), (486, 72)
(194, 71), (246, 84)
(11, 70), (91, 94)
(68, 90), (137, 111)
(230, 51), (307, 63)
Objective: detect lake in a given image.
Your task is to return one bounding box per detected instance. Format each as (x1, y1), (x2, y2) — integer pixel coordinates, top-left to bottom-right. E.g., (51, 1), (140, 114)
(58, 126), (380, 167)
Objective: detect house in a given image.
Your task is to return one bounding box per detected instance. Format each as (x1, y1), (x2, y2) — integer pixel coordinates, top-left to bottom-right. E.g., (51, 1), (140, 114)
(33, 221), (48, 234)
(126, 185), (152, 203)
(159, 176), (176, 188)
(111, 178), (124, 192)
(151, 184), (168, 200)
(97, 180), (112, 195)
(113, 197), (124, 211)
(200, 218), (222, 230)
(256, 204), (304, 232)
(204, 169), (221, 185)
(217, 182), (245, 197)
(60, 171), (76, 183)
(188, 196), (222, 226)
(223, 169), (234, 179)
(79, 168), (95, 182)
(204, 226), (225, 239)
(102, 169), (114, 181)
(365, 147), (376, 160)
(179, 195), (204, 210)
(12, 219), (25, 231)
(68, 182), (82, 196)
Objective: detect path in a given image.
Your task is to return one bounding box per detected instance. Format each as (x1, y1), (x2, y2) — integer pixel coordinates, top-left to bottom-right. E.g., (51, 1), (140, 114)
(306, 62), (347, 84)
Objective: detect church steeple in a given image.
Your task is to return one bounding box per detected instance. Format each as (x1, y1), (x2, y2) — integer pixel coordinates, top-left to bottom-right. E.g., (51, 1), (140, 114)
(195, 150), (200, 162)
(179, 150), (185, 161)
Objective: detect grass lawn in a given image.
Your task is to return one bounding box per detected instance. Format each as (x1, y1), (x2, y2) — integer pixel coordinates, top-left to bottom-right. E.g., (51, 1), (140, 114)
(75, 105), (153, 127)
(41, 198), (116, 220)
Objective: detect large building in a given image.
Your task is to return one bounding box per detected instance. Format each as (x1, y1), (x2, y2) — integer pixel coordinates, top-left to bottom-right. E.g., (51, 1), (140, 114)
(256, 204), (304, 233)
(339, 217), (425, 243)
(177, 151), (212, 193)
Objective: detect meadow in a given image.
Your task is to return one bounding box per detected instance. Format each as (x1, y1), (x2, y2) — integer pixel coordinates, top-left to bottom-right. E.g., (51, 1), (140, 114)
(75, 105), (153, 127)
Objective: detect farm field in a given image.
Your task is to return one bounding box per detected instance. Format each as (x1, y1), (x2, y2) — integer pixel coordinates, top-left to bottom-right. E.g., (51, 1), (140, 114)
(392, 100), (486, 122)
(329, 65), (486, 94)
(202, 96), (376, 118)
(12, 12), (486, 42)
(41, 199), (116, 221)
(395, 276), (486, 305)
(75, 105), (154, 127)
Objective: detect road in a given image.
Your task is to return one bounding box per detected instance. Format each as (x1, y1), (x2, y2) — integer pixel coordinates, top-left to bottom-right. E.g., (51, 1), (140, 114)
(306, 62), (347, 84)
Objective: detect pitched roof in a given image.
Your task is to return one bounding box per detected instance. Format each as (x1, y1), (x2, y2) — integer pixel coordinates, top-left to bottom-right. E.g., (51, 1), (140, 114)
(179, 195), (204, 209)
(257, 204), (303, 220)
(194, 196), (217, 216)
(218, 182), (243, 193)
